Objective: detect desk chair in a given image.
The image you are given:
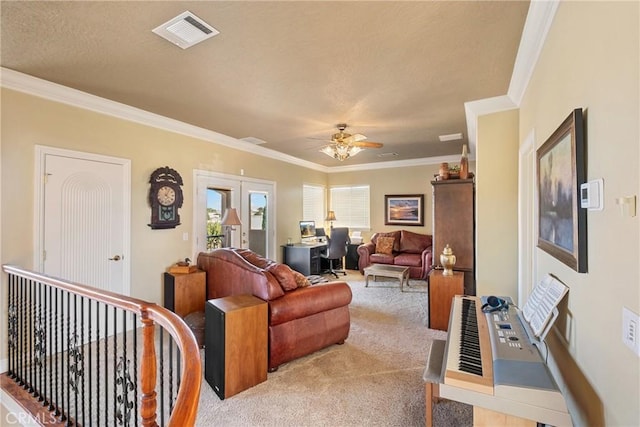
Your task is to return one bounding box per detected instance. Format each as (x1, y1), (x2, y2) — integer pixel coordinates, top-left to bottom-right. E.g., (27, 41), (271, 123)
(321, 227), (349, 278)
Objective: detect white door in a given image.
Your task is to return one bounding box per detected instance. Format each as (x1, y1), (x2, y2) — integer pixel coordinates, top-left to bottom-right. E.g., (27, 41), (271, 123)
(193, 170), (275, 260)
(38, 147), (131, 295)
(241, 181), (276, 259)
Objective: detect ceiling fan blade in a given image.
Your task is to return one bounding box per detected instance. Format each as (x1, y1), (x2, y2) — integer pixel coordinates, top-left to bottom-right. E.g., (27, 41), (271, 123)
(342, 133), (367, 144)
(352, 141), (384, 148)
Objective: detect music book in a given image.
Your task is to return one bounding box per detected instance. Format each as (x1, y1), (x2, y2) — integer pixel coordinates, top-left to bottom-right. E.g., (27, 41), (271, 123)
(522, 274), (569, 339)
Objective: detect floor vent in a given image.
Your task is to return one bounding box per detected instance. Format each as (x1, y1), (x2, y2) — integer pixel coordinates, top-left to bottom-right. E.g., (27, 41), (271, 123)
(152, 11), (219, 49)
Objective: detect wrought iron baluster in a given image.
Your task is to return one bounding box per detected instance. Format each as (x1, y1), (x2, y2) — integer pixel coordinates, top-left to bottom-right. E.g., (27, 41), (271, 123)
(47, 284), (54, 410)
(88, 297), (92, 426)
(64, 290), (69, 424)
(28, 278), (34, 394)
(113, 305), (117, 427)
(7, 274), (17, 379)
(159, 328), (165, 426)
(133, 313), (138, 425)
(20, 276), (27, 388)
(104, 301), (109, 424)
(54, 287), (61, 416)
(169, 333), (174, 414)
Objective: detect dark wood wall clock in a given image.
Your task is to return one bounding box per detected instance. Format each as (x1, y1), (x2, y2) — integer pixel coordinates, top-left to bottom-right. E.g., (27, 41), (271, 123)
(148, 166), (184, 229)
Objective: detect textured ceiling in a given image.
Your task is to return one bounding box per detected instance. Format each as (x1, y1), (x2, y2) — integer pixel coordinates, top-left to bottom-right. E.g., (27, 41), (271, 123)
(1, 1), (529, 167)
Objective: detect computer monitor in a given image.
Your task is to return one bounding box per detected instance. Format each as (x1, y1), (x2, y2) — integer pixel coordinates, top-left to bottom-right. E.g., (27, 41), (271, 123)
(299, 221), (316, 240)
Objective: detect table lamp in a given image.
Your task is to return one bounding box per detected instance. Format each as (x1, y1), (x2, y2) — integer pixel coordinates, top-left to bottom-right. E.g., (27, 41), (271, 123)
(221, 207), (242, 246)
(325, 210), (337, 229)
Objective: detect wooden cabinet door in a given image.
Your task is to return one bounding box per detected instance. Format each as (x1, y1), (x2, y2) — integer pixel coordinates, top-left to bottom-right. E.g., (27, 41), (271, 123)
(432, 179), (475, 294)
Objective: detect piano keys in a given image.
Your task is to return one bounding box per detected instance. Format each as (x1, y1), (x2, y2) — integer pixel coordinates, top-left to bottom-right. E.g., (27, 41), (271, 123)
(443, 296), (493, 394)
(439, 295), (572, 426)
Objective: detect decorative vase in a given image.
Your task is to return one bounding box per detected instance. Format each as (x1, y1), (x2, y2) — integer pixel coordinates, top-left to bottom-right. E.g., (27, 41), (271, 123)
(440, 244), (456, 276)
(439, 162), (449, 180)
(460, 144), (469, 179)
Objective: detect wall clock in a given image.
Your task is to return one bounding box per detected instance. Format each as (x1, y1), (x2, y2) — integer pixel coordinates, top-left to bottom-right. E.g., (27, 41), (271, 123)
(148, 166), (184, 229)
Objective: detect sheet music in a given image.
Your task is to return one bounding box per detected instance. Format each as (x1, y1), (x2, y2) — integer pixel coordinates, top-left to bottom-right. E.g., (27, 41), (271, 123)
(522, 274), (568, 337)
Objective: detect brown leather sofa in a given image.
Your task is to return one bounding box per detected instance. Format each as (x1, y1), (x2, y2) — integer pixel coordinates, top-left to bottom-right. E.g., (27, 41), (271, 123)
(197, 248), (352, 371)
(357, 230), (433, 279)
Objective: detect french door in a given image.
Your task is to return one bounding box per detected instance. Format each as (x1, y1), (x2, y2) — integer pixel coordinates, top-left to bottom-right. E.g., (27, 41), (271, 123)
(193, 170), (275, 260)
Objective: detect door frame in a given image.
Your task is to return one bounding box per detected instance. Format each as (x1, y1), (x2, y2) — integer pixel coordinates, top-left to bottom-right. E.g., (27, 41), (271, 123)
(192, 170), (276, 260)
(518, 130), (536, 305)
(34, 145), (132, 294)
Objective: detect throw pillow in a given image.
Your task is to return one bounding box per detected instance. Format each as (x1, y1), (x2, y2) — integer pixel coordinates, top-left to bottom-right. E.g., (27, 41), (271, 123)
(265, 263), (298, 291)
(376, 236), (395, 255)
(292, 270), (312, 288)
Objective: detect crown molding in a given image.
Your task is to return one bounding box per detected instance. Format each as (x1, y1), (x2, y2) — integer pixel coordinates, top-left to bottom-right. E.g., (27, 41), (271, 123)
(508, 0), (560, 106)
(325, 154), (473, 174)
(0, 67), (330, 173)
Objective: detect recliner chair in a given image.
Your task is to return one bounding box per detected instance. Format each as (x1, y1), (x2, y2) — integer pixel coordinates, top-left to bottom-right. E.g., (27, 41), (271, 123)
(322, 227), (349, 278)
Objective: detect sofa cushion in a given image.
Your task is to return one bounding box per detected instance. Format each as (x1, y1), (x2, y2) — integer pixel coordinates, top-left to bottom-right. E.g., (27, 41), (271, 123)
(375, 236), (395, 255)
(372, 231), (401, 252)
(236, 248), (272, 268)
(265, 263), (298, 291)
(399, 230), (432, 254)
(370, 253), (394, 264)
(292, 270), (312, 288)
(393, 252), (423, 267)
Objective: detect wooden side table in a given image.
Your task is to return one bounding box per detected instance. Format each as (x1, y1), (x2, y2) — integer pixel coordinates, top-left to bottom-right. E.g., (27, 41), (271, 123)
(205, 294), (268, 400)
(428, 270), (464, 331)
(163, 270), (206, 317)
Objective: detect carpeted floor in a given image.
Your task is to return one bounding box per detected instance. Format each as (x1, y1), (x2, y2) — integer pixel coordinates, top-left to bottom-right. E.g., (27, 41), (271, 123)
(195, 272), (472, 427)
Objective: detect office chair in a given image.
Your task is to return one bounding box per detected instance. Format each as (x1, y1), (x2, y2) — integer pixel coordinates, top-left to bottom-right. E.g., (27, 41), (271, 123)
(321, 227), (349, 278)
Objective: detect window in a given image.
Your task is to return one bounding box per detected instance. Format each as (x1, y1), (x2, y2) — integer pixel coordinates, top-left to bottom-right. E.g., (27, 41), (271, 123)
(330, 185), (370, 229)
(302, 184), (326, 226)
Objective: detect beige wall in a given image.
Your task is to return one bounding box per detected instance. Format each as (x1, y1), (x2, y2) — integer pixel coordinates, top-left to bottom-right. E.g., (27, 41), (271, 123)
(0, 89), (326, 307)
(475, 109), (519, 298)
(518, 2), (639, 426)
(328, 161), (477, 242)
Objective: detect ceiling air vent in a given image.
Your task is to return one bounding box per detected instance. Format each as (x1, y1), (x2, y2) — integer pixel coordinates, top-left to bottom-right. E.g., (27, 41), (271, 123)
(152, 11), (219, 49)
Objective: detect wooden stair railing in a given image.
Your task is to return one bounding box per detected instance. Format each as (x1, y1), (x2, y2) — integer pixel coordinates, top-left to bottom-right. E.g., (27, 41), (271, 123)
(1, 265), (202, 426)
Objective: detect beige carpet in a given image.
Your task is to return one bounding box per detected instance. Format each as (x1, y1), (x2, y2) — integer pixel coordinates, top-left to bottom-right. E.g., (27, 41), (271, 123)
(195, 272), (472, 427)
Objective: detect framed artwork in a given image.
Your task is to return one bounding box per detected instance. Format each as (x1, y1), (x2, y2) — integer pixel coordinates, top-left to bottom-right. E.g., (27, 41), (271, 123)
(537, 108), (587, 272)
(385, 194), (424, 226)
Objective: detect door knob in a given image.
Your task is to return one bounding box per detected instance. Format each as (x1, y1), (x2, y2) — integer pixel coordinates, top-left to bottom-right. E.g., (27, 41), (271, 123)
(109, 255), (122, 261)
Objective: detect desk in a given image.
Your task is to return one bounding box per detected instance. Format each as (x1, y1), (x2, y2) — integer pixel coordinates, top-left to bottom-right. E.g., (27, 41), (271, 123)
(282, 243), (327, 276)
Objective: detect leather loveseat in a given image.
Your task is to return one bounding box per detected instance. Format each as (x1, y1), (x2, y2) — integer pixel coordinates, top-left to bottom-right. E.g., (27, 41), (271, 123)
(357, 230), (433, 279)
(197, 248), (352, 371)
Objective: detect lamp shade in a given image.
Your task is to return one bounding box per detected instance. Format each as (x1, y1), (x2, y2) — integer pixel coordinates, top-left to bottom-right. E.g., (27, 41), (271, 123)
(325, 210), (337, 221)
(221, 208), (242, 226)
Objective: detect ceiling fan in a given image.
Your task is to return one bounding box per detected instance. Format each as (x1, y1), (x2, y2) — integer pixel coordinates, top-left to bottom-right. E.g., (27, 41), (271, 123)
(320, 123), (384, 161)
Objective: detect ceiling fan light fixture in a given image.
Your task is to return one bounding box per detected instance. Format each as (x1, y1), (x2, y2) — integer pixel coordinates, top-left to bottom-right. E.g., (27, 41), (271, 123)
(320, 144), (362, 161)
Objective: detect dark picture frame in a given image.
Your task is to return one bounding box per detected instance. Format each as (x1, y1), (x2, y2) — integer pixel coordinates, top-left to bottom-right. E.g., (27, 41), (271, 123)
(385, 194), (424, 226)
(537, 108), (587, 272)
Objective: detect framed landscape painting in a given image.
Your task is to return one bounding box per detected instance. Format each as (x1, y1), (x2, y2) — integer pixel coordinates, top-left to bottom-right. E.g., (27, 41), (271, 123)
(537, 108), (587, 272)
(385, 194), (424, 226)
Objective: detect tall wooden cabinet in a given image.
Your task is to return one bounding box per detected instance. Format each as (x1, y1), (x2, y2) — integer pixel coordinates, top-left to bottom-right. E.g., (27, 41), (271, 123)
(431, 179), (475, 295)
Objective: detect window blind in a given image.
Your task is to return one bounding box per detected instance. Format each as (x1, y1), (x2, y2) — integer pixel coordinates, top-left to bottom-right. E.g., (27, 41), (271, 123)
(302, 184), (326, 226)
(330, 185), (370, 229)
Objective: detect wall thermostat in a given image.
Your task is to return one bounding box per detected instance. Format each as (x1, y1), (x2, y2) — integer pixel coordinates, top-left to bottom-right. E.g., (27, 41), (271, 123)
(580, 178), (603, 210)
